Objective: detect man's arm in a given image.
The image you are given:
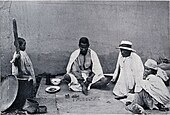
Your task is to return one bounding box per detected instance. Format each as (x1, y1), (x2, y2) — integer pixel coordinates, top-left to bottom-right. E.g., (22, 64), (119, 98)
(14, 56), (20, 66)
(111, 53), (121, 82)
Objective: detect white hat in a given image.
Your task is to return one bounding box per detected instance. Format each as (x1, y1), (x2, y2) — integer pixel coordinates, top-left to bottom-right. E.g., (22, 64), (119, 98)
(117, 40), (136, 52)
(144, 59), (158, 70)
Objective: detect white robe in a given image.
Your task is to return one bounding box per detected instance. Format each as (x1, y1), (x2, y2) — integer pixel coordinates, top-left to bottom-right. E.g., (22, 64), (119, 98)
(141, 74), (170, 105)
(12, 51), (36, 85)
(157, 68), (169, 82)
(112, 52), (144, 96)
(66, 48), (104, 91)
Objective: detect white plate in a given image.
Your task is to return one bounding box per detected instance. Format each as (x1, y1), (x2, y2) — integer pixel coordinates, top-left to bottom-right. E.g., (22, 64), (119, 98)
(45, 86), (60, 93)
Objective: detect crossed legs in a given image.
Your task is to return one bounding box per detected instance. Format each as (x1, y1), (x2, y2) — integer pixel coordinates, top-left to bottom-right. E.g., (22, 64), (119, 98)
(62, 74), (112, 95)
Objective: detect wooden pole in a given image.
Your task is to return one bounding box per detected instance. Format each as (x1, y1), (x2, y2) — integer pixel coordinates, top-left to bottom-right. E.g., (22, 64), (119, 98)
(12, 19), (22, 77)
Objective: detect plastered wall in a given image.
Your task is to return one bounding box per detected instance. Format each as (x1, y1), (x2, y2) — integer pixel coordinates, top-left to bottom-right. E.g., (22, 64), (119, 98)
(0, 1), (169, 76)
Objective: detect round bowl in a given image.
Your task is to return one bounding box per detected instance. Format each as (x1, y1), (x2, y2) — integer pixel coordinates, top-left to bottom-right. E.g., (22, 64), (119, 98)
(51, 78), (61, 86)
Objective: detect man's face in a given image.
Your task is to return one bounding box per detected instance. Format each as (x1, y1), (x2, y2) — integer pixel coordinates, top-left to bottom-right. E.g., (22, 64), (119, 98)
(20, 41), (26, 51)
(79, 43), (89, 55)
(143, 66), (152, 79)
(120, 49), (131, 57)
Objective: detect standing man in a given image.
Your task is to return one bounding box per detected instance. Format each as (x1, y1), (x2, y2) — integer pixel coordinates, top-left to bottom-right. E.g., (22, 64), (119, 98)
(11, 37), (36, 86)
(111, 40), (144, 99)
(62, 37), (111, 95)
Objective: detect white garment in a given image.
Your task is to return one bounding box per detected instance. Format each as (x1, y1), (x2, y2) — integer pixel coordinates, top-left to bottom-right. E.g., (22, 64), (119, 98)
(141, 74), (170, 105)
(12, 51), (36, 85)
(68, 73), (89, 91)
(157, 68), (169, 82)
(66, 48), (104, 91)
(112, 52), (144, 96)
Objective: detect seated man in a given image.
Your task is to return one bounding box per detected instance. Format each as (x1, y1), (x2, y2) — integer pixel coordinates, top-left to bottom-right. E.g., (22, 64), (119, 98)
(11, 37), (36, 89)
(157, 57), (170, 86)
(62, 37), (111, 95)
(126, 59), (170, 114)
(157, 66), (169, 86)
(111, 40), (144, 99)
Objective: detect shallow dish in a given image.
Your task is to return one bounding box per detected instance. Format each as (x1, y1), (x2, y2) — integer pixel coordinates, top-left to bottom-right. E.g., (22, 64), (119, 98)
(45, 86), (60, 93)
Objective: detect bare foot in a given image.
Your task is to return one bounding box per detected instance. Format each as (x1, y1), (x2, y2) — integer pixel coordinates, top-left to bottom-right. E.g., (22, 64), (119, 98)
(82, 83), (88, 96)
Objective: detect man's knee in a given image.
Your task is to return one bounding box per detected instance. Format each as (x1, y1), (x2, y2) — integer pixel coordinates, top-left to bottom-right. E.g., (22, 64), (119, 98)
(91, 78), (104, 89)
(104, 75), (112, 81)
(91, 77), (111, 89)
(100, 77), (111, 84)
(63, 74), (71, 83)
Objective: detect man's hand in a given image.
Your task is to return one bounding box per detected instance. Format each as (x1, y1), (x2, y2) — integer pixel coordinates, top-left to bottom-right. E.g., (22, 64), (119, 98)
(86, 72), (95, 83)
(77, 76), (85, 83)
(10, 53), (20, 63)
(28, 77), (33, 82)
(86, 77), (93, 83)
(111, 78), (116, 83)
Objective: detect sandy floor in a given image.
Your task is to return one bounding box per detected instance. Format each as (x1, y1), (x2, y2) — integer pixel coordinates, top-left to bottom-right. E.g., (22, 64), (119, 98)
(35, 77), (170, 114)
(1, 76), (170, 114)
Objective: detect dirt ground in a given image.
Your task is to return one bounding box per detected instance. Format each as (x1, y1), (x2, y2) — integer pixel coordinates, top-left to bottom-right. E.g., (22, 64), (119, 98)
(35, 79), (131, 114)
(1, 76), (170, 115)
(35, 76), (170, 114)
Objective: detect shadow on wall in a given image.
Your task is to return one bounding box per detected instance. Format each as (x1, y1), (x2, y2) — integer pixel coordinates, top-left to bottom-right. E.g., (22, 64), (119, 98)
(1, 47), (155, 77)
(99, 51), (119, 74)
(32, 51), (119, 75)
(31, 51), (71, 75)
(1, 47), (166, 77)
(1, 49), (119, 77)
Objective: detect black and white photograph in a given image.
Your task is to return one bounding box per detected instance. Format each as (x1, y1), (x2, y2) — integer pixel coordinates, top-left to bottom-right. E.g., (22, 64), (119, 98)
(0, 0), (170, 114)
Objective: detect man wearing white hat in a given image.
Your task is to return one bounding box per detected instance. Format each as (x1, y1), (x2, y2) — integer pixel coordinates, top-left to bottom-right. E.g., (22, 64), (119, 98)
(126, 59), (170, 114)
(111, 40), (144, 99)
